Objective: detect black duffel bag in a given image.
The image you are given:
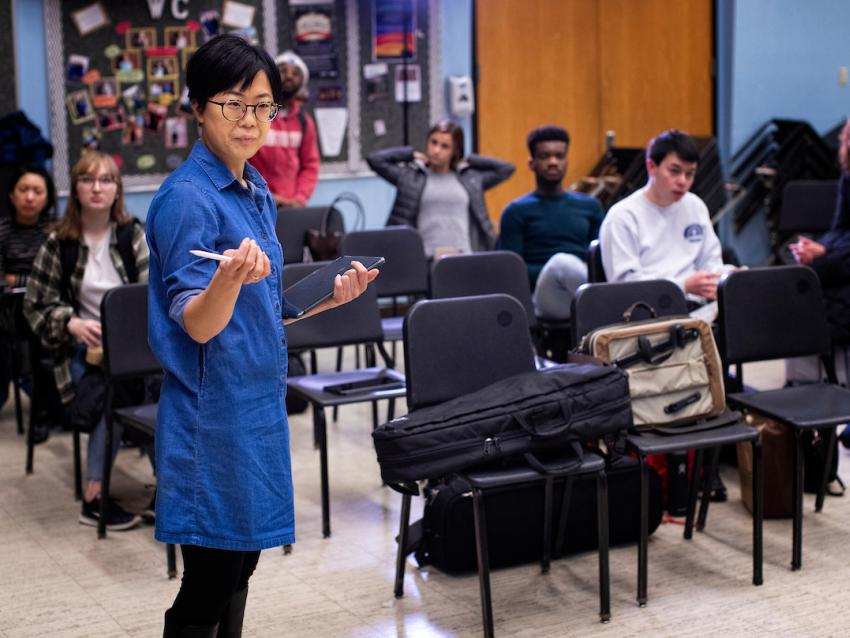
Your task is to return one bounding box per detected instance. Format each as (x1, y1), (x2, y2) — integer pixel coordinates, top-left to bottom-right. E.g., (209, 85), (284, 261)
(372, 363), (632, 484)
(409, 457), (663, 573)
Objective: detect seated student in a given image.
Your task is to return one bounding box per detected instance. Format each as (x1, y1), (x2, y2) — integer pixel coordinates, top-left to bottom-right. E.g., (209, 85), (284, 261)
(1, 165), (57, 412)
(367, 120), (514, 257)
(599, 129), (727, 311)
(24, 152), (151, 531)
(600, 129), (731, 502)
(498, 125), (604, 319)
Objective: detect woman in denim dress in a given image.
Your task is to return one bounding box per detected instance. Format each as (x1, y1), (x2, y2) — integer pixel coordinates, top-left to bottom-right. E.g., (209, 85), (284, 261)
(146, 35), (377, 637)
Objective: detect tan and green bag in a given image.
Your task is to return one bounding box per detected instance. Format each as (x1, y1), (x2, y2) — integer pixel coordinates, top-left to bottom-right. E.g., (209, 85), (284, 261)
(579, 302), (726, 429)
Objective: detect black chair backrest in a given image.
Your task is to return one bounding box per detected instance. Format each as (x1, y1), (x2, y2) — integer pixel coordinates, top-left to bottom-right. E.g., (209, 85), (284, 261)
(403, 294), (537, 410)
(101, 283), (161, 379)
(587, 239), (606, 283)
(430, 251), (537, 328)
(341, 227), (429, 298)
(283, 262), (383, 350)
(571, 279), (688, 344)
(275, 206), (345, 264)
(778, 180), (838, 234)
(718, 265), (831, 364)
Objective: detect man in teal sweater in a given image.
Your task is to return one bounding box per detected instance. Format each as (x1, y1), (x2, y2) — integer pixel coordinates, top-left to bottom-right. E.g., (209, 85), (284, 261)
(498, 126), (604, 319)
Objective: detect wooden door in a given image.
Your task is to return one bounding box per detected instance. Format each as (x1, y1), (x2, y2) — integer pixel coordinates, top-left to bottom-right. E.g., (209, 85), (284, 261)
(475, 0), (602, 225)
(475, 0), (713, 226)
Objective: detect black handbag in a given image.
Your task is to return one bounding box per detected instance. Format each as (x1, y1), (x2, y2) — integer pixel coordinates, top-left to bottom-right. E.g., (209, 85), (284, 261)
(305, 192), (365, 262)
(70, 366), (145, 434)
(372, 363), (632, 484)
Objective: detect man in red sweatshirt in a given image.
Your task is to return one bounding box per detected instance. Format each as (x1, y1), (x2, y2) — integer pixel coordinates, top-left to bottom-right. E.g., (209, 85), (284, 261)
(250, 50), (320, 208)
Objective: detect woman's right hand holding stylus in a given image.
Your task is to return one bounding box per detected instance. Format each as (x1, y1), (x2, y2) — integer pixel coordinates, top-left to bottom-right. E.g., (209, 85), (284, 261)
(218, 237), (271, 286)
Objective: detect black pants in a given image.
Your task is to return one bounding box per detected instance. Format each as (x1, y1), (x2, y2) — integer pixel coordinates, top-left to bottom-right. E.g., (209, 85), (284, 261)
(167, 545), (261, 627)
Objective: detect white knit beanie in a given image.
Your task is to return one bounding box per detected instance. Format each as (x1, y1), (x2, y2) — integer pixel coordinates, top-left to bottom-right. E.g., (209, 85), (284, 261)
(274, 50), (309, 86)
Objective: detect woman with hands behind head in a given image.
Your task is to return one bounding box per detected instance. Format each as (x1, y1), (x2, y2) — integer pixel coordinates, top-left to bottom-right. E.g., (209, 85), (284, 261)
(145, 34), (376, 637)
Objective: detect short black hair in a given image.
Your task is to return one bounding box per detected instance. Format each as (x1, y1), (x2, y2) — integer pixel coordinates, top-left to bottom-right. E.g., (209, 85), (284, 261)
(527, 126), (570, 156)
(6, 163), (56, 220)
(186, 34), (283, 109)
(647, 129), (699, 166)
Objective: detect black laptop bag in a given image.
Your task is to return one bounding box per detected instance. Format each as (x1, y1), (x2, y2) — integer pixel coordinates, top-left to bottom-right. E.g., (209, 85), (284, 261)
(373, 363), (632, 484)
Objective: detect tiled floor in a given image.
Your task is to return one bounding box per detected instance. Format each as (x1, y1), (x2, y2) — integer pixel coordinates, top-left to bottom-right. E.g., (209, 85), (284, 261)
(1, 357), (849, 637)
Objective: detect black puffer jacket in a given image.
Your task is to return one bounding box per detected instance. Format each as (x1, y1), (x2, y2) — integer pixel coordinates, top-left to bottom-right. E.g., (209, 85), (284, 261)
(811, 172), (850, 345)
(366, 146), (514, 251)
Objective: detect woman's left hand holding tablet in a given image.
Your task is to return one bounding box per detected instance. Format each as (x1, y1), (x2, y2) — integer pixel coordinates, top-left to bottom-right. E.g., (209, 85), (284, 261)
(219, 237), (271, 286)
(330, 260), (379, 307)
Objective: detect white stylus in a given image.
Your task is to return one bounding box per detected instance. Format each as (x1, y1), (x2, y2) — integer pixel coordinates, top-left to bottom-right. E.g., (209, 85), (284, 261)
(190, 249), (232, 262)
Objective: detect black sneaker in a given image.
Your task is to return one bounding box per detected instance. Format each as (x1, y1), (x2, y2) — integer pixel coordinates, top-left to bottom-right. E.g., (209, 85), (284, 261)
(79, 496), (142, 531)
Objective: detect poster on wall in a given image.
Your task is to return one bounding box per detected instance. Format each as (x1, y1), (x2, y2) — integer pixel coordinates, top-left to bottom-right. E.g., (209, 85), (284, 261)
(47, 0), (265, 191)
(373, 0), (416, 61)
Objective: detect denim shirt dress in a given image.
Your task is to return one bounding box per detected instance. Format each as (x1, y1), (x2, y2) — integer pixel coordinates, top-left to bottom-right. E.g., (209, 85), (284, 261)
(146, 141), (296, 550)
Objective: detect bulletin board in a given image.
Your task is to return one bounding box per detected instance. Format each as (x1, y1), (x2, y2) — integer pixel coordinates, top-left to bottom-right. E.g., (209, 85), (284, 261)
(45, 0), (443, 193)
(0, 0), (17, 118)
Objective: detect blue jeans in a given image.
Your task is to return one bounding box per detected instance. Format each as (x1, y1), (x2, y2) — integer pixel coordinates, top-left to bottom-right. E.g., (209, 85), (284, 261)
(532, 253), (588, 320)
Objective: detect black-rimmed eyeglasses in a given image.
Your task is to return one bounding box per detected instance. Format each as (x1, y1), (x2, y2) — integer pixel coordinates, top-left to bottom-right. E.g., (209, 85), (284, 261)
(207, 99), (279, 123)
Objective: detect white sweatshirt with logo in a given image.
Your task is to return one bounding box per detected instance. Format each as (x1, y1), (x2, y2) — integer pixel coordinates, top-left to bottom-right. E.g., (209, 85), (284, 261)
(599, 187), (723, 295)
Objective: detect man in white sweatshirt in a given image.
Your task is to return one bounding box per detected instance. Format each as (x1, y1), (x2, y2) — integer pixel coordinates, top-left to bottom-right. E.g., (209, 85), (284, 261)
(599, 130), (724, 309)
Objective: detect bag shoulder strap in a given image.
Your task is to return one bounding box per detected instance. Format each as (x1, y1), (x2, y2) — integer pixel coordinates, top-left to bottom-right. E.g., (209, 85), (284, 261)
(58, 238), (79, 310)
(115, 220), (140, 283)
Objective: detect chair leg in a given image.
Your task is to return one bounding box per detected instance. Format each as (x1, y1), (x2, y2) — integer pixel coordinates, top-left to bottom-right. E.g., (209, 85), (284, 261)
(371, 401), (379, 431)
(752, 438), (764, 586)
(167, 543), (178, 579)
(696, 447), (720, 531)
(815, 427), (836, 513)
(637, 454), (649, 607)
(12, 377), (23, 435)
(332, 348), (342, 423)
(471, 487), (495, 638)
(25, 401), (36, 474)
(597, 470), (611, 623)
(99, 408), (115, 540)
(73, 430), (83, 501)
(541, 477), (553, 574)
(314, 403), (332, 538)
(388, 398), (396, 421)
(554, 475), (575, 559)
(792, 429), (804, 570)
(684, 448), (704, 540)
(394, 493), (412, 599)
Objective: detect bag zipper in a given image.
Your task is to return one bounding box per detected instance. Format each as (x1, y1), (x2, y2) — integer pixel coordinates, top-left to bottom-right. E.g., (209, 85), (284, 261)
(377, 376), (626, 437)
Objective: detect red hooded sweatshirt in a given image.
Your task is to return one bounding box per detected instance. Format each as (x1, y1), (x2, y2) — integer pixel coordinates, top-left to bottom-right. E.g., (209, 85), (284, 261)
(250, 101), (320, 205)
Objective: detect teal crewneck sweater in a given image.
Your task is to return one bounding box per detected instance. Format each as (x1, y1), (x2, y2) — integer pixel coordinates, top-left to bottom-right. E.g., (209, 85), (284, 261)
(498, 191), (604, 288)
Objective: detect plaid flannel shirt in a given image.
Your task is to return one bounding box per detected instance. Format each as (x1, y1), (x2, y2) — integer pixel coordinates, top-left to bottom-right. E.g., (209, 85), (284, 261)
(23, 221), (149, 405)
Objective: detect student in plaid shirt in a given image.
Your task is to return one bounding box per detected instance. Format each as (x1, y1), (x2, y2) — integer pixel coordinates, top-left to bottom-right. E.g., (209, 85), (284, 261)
(24, 151), (149, 531)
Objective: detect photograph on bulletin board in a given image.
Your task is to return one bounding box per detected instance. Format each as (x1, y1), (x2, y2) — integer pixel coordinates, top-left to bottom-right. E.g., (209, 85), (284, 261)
(373, 0), (416, 61)
(48, 0), (265, 190)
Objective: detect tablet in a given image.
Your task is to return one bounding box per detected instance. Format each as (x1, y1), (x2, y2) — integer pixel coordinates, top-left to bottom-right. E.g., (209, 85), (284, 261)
(283, 255), (384, 318)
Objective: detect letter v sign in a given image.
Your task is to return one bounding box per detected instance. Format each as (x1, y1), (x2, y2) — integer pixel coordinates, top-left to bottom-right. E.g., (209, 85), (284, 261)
(146, 0), (167, 19)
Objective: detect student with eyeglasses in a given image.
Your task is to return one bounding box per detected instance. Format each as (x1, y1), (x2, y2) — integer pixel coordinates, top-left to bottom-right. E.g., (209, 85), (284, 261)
(23, 151), (151, 531)
(145, 34), (377, 637)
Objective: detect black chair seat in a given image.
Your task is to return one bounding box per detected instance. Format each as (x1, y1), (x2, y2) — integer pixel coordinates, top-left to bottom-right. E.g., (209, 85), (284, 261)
(464, 452), (605, 489)
(114, 403), (158, 437)
(381, 316), (404, 342)
(627, 422), (758, 455)
(728, 384), (850, 428)
(286, 367), (406, 407)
